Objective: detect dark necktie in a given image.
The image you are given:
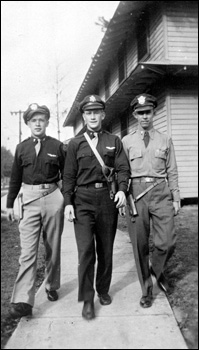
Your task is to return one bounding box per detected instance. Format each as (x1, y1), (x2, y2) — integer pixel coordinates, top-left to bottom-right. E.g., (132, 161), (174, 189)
(35, 139), (41, 156)
(144, 131), (150, 147)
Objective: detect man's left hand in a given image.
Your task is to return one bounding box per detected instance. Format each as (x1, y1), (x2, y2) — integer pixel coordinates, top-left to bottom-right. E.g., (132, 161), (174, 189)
(173, 201), (181, 216)
(114, 191), (126, 208)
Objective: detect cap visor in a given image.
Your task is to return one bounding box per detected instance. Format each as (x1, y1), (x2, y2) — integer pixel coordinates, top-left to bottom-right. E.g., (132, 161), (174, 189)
(134, 105), (154, 112)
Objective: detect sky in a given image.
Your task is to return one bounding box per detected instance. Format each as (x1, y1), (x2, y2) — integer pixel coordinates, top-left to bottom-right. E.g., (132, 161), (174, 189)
(1, 1), (120, 154)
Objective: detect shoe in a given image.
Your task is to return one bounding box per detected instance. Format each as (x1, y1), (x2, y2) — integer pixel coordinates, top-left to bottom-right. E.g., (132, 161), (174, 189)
(10, 303), (32, 319)
(45, 289), (58, 301)
(150, 267), (169, 293)
(82, 301), (95, 320)
(98, 293), (112, 306)
(140, 287), (153, 308)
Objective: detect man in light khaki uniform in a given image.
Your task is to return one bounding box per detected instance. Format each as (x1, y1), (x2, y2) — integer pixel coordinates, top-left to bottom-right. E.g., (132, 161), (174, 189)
(122, 93), (180, 308)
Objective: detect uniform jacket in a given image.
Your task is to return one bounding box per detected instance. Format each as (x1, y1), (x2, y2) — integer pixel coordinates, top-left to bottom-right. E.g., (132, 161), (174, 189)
(62, 130), (130, 206)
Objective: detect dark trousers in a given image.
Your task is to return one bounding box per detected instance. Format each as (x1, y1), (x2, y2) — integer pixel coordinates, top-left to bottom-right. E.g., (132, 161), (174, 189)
(74, 186), (118, 302)
(127, 181), (176, 296)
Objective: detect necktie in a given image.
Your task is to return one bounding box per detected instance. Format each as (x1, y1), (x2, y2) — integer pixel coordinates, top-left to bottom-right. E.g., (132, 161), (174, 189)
(35, 138), (41, 156)
(91, 132), (98, 148)
(144, 131), (150, 147)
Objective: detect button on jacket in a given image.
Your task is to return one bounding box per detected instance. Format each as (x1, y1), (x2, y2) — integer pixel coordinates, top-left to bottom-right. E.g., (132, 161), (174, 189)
(63, 130), (130, 206)
(122, 128), (180, 201)
(7, 136), (66, 208)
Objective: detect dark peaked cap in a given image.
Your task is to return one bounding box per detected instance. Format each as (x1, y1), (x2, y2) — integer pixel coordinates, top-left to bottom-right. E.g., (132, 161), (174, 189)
(131, 93), (157, 111)
(23, 103), (50, 124)
(79, 95), (105, 113)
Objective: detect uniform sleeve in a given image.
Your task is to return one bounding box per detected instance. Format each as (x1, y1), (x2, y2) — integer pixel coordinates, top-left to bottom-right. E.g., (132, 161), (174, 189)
(62, 140), (78, 206)
(114, 137), (130, 193)
(58, 142), (67, 179)
(166, 138), (180, 201)
(6, 145), (23, 208)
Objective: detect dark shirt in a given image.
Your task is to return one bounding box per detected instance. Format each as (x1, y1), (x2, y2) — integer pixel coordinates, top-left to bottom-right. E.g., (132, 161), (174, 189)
(62, 129), (130, 206)
(7, 136), (66, 208)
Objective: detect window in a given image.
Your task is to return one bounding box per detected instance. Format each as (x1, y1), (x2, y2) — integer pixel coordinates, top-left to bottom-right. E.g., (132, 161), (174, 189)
(137, 12), (149, 61)
(118, 40), (127, 84)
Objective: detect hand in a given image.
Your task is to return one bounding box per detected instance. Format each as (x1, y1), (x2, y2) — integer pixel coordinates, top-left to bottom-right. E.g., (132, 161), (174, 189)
(7, 208), (15, 222)
(173, 201), (180, 216)
(64, 205), (75, 222)
(114, 191), (126, 209)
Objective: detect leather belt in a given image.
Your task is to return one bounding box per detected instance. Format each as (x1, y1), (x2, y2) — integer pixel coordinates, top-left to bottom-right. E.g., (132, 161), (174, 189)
(79, 182), (107, 189)
(23, 183), (57, 190)
(132, 177), (165, 183)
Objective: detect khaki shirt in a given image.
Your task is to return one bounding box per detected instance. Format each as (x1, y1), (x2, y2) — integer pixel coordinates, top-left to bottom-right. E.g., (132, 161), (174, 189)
(122, 128), (180, 202)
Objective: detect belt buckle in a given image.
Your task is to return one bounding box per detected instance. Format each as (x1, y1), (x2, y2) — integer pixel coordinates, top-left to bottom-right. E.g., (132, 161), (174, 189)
(95, 183), (103, 188)
(145, 177), (153, 183)
(39, 184), (45, 189)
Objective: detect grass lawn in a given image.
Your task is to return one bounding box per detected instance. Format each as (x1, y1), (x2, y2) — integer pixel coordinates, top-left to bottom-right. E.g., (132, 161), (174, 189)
(117, 204), (198, 349)
(1, 217), (45, 349)
(1, 204), (198, 349)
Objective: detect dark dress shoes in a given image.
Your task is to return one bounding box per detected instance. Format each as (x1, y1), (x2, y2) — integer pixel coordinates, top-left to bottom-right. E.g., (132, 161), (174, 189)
(45, 289), (58, 301)
(98, 293), (112, 306)
(140, 287), (153, 308)
(82, 301), (95, 320)
(150, 267), (169, 293)
(10, 302), (32, 318)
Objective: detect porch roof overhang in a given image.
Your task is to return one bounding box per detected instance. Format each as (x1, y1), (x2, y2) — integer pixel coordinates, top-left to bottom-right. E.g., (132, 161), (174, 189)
(63, 61), (198, 128)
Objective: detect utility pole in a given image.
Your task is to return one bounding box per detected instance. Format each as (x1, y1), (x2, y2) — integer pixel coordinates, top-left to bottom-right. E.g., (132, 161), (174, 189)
(10, 110), (24, 143)
(56, 66), (61, 140)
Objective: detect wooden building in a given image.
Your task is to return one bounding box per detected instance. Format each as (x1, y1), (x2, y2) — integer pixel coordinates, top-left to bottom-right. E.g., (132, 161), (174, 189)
(63, 1), (198, 199)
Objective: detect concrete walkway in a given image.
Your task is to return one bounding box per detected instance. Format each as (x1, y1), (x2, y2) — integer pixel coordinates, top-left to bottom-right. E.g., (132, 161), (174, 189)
(2, 195), (187, 349)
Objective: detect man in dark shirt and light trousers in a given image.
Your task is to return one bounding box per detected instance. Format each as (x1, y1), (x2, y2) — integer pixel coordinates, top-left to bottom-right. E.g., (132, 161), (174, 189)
(63, 95), (130, 320)
(6, 103), (66, 318)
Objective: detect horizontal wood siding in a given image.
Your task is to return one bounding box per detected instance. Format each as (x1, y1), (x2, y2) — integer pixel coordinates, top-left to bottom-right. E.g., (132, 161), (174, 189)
(153, 93), (167, 133)
(166, 1), (198, 60)
(149, 5), (165, 60)
(110, 65), (119, 96)
(170, 91), (198, 198)
(128, 116), (137, 134)
(110, 119), (121, 137)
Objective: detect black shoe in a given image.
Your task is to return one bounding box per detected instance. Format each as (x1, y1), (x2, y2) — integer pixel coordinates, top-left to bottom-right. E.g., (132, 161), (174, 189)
(140, 287), (153, 308)
(10, 303), (32, 319)
(98, 293), (112, 306)
(150, 267), (169, 293)
(45, 289), (58, 301)
(82, 301), (95, 320)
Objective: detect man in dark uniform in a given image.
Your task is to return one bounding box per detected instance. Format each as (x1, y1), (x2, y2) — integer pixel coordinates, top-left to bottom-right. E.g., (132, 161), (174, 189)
(6, 103), (66, 318)
(122, 93), (180, 308)
(62, 95), (130, 320)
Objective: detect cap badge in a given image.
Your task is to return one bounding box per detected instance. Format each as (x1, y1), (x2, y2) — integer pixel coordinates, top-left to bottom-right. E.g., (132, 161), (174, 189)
(30, 103), (38, 111)
(138, 96), (146, 105)
(89, 95), (96, 102)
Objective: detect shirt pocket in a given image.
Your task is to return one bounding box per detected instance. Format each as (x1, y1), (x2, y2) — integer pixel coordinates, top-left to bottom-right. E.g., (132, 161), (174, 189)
(77, 150), (92, 169)
(104, 150), (115, 167)
(45, 157), (60, 177)
(154, 149), (167, 171)
(21, 157), (33, 167)
(129, 149), (142, 161)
